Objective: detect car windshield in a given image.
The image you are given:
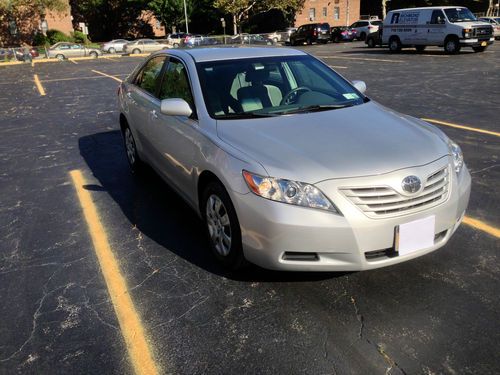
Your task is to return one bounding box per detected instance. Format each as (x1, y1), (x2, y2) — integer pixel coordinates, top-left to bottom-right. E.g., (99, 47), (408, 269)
(444, 8), (476, 23)
(197, 55), (367, 120)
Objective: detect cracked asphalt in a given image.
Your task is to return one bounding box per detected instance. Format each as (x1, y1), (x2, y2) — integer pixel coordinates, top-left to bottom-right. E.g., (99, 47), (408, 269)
(0, 41), (499, 374)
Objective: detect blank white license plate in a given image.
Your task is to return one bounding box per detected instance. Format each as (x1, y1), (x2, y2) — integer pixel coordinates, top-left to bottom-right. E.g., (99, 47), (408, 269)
(396, 216), (435, 256)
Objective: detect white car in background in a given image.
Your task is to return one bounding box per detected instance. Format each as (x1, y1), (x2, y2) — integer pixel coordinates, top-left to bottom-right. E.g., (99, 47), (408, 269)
(478, 17), (500, 39)
(350, 20), (383, 41)
(102, 39), (129, 53)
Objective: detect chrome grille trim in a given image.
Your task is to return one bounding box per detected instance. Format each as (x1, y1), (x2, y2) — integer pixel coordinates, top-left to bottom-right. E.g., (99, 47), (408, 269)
(340, 166), (450, 218)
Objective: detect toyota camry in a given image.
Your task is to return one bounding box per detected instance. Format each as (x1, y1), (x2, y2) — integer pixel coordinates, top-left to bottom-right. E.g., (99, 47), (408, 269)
(118, 47), (471, 271)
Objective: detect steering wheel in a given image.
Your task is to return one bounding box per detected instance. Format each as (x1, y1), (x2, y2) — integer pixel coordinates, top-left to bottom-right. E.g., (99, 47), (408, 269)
(280, 86), (311, 105)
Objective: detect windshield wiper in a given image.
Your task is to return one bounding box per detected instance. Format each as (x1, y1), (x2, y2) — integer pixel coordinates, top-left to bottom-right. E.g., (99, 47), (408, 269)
(215, 111), (279, 120)
(276, 103), (355, 115)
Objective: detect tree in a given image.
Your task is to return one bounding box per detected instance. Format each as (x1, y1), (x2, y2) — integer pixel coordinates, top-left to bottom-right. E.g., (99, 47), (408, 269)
(147, 0), (193, 33)
(214, 0), (304, 34)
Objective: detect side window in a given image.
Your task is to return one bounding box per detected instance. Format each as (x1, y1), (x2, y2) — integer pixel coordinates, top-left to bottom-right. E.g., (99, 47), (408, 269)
(159, 59), (194, 108)
(71, 44), (81, 49)
(390, 13), (400, 24)
(135, 56), (166, 96)
(431, 10), (445, 24)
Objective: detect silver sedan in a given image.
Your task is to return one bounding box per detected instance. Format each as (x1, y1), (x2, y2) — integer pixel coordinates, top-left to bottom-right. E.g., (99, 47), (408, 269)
(118, 47), (470, 271)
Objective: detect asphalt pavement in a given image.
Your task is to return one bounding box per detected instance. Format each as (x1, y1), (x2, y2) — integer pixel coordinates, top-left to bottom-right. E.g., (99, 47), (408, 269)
(0, 41), (499, 374)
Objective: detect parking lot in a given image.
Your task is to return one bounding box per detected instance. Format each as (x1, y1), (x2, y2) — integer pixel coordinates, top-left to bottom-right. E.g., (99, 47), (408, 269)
(1, 41), (499, 374)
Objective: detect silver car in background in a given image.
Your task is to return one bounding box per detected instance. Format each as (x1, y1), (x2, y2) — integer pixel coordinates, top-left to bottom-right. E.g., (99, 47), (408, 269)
(48, 42), (102, 60)
(123, 39), (168, 54)
(102, 39), (129, 53)
(118, 47), (470, 271)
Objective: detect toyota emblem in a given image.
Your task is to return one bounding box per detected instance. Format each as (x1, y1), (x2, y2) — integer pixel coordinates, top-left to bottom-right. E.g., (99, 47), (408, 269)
(402, 175), (421, 194)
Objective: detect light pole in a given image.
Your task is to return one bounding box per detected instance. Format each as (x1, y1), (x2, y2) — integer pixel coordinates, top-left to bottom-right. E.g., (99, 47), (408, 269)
(183, 0), (189, 33)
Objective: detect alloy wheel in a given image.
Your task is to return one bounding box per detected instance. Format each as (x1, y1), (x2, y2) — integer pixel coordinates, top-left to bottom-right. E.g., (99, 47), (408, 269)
(205, 194), (232, 257)
(124, 128), (136, 165)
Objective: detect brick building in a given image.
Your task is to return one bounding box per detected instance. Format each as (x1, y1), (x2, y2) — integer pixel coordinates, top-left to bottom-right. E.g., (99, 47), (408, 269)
(295, 0), (361, 28)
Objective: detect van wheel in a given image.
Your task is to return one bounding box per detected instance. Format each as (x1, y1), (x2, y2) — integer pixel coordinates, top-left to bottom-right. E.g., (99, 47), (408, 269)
(444, 37), (460, 54)
(388, 36), (401, 53)
(202, 181), (245, 270)
(472, 46), (487, 53)
(367, 38), (375, 48)
(415, 45), (426, 52)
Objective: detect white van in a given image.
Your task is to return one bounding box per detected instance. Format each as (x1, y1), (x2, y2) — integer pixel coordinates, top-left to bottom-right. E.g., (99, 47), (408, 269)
(382, 6), (494, 53)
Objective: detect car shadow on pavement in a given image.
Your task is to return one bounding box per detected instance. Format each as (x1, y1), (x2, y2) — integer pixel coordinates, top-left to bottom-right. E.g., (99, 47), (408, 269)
(78, 130), (348, 282)
(342, 48), (474, 55)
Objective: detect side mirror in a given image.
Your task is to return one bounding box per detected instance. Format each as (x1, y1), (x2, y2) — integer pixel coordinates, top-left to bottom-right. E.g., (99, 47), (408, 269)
(160, 98), (192, 117)
(352, 80), (367, 94)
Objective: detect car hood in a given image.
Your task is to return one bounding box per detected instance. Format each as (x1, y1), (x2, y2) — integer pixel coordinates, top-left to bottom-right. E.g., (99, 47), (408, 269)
(216, 101), (450, 183)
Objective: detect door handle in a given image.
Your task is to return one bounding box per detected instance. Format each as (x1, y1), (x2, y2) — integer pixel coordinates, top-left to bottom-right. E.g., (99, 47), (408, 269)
(150, 110), (158, 120)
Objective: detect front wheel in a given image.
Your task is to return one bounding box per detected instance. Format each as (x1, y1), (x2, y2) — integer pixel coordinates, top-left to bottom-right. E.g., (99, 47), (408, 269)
(108, 47), (116, 54)
(132, 48), (141, 54)
(89, 51), (98, 58)
(55, 54), (65, 60)
(472, 46), (487, 53)
(444, 37), (460, 54)
(359, 32), (366, 41)
(388, 37), (401, 53)
(366, 38), (375, 48)
(123, 126), (144, 174)
(306, 38), (312, 45)
(202, 181), (245, 270)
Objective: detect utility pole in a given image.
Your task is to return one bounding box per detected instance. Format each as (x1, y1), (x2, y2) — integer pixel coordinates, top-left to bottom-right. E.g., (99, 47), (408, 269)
(183, 0), (189, 33)
(382, 0), (388, 19)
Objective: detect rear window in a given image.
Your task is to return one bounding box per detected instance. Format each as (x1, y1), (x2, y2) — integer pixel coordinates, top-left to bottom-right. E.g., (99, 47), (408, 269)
(358, 21), (369, 27)
(319, 23), (330, 30)
(372, 21), (382, 26)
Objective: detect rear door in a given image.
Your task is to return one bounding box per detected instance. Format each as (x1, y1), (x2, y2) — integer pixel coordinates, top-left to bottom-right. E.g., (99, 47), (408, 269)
(125, 56), (167, 162)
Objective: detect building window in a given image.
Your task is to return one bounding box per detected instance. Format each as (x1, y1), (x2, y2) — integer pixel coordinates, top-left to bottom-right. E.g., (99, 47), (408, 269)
(334, 0), (339, 3)
(322, 7), (327, 17)
(334, 7), (340, 20)
(309, 8), (316, 21)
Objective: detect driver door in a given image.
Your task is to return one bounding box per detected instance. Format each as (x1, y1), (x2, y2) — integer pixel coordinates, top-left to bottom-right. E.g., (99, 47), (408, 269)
(428, 10), (447, 45)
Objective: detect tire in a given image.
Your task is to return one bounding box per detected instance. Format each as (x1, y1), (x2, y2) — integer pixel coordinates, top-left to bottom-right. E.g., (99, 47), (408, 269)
(306, 37), (312, 45)
(108, 47), (116, 54)
(132, 48), (141, 54)
(273, 37), (278, 43)
(55, 54), (65, 60)
(366, 37), (375, 48)
(202, 181), (245, 270)
(359, 32), (366, 41)
(333, 36), (340, 43)
(415, 45), (426, 52)
(472, 46), (487, 53)
(388, 36), (402, 53)
(122, 125), (144, 174)
(173, 43), (179, 48)
(444, 37), (460, 54)
(89, 51), (98, 58)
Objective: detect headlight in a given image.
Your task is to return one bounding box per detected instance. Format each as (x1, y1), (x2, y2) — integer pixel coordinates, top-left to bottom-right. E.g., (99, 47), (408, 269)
(448, 140), (464, 174)
(242, 170), (340, 213)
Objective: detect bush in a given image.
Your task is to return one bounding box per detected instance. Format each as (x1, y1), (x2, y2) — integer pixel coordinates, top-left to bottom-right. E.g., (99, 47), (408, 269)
(71, 30), (89, 44)
(46, 29), (72, 44)
(32, 32), (48, 46)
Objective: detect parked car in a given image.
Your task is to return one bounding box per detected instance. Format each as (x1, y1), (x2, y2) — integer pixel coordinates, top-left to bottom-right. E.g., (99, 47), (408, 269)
(102, 39), (129, 53)
(365, 27), (384, 48)
(118, 47), (470, 272)
(166, 33), (190, 48)
(330, 26), (356, 42)
(14, 47), (39, 61)
(350, 20), (382, 41)
(382, 7), (494, 53)
(184, 34), (217, 47)
(290, 23), (330, 45)
(48, 42), (102, 60)
(229, 34), (273, 45)
(478, 17), (500, 39)
(123, 39), (168, 54)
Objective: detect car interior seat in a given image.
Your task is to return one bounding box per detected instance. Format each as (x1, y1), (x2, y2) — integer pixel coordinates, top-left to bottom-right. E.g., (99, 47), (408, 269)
(237, 68), (282, 112)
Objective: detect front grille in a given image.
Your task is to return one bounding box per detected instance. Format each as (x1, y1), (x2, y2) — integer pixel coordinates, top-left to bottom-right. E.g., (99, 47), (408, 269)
(474, 26), (493, 37)
(340, 166), (450, 218)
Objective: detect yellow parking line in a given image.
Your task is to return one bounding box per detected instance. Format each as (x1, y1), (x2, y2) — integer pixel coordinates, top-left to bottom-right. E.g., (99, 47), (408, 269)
(422, 118), (500, 137)
(317, 55), (404, 63)
(463, 216), (500, 238)
(91, 69), (123, 83)
(0, 60), (23, 66)
(33, 74), (46, 96)
(70, 170), (160, 375)
(69, 59), (78, 65)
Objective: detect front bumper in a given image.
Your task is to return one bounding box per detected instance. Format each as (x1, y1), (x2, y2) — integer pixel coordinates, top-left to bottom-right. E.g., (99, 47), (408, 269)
(231, 157), (471, 271)
(460, 37), (494, 47)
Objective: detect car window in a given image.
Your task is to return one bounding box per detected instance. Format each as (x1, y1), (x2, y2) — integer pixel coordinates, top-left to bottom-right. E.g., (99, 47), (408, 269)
(59, 44), (70, 50)
(71, 44), (81, 49)
(135, 56), (166, 96)
(431, 10), (446, 24)
(372, 21), (382, 26)
(159, 58), (194, 108)
(359, 22), (369, 27)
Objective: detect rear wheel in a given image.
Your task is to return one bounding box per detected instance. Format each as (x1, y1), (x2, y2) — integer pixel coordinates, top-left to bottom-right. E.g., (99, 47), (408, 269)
(55, 54), (65, 60)
(108, 47), (116, 54)
(123, 126), (143, 174)
(132, 48), (141, 54)
(415, 45), (426, 52)
(89, 51), (98, 58)
(359, 32), (366, 41)
(444, 37), (460, 54)
(388, 36), (401, 53)
(366, 37), (375, 48)
(306, 37), (312, 45)
(472, 46), (487, 53)
(173, 43), (179, 48)
(202, 181), (245, 270)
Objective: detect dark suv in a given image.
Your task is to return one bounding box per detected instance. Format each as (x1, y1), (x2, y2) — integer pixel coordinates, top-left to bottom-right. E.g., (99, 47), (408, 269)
(290, 23), (330, 45)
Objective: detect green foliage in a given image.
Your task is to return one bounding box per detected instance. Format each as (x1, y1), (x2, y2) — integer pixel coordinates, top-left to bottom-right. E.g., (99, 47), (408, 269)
(46, 29), (72, 44)
(148, 0), (193, 32)
(32, 32), (49, 46)
(0, 0), (67, 12)
(71, 30), (89, 44)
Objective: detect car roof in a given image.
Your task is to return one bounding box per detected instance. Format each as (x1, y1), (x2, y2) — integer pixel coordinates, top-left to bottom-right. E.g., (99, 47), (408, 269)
(167, 47), (307, 62)
(388, 6), (468, 12)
